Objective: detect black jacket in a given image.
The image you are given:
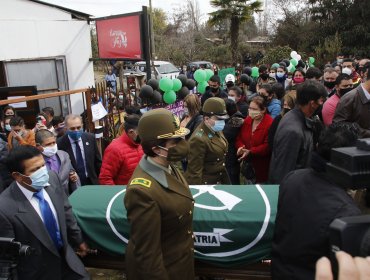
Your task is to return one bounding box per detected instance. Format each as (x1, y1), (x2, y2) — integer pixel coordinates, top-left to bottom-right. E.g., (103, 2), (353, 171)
(269, 108), (314, 184)
(271, 153), (361, 280)
(181, 113), (203, 140)
(200, 88), (228, 106)
(57, 132), (102, 185)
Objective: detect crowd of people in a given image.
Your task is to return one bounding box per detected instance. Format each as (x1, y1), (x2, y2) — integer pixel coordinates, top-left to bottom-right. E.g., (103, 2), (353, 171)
(0, 55), (369, 279)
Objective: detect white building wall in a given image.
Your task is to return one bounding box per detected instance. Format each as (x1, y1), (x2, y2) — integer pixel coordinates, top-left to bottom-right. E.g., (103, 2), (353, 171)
(0, 0), (94, 114)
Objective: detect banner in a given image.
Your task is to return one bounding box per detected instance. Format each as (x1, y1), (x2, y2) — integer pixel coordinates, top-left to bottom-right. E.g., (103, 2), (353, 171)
(70, 185), (279, 267)
(219, 67), (235, 87)
(96, 14), (143, 59)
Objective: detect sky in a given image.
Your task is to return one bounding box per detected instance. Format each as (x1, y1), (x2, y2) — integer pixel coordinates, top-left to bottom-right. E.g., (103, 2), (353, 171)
(40, 0), (215, 21)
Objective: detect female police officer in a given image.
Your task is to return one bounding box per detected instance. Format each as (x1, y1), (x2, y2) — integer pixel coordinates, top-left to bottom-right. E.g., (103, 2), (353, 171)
(185, 97), (231, 185)
(124, 108), (195, 280)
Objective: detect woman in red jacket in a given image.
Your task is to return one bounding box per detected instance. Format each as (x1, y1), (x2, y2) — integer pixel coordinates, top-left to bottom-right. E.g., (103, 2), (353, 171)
(236, 96), (273, 183)
(99, 114), (143, 185)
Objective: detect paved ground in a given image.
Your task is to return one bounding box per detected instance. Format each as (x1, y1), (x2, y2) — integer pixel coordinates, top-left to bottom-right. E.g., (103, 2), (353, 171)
(87, 268), (126, 279)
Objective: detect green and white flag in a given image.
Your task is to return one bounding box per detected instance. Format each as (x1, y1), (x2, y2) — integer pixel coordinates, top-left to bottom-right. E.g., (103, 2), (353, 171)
(70, 184), (279, 267)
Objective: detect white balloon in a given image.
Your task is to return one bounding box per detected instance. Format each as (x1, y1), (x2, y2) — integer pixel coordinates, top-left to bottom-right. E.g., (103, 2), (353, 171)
(296, 54), (301, 61)
(290, 51), (297, 59)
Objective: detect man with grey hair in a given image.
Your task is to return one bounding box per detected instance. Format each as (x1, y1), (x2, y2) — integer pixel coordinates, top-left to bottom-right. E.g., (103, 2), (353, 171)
(57, 114), (102, 185)
(36, 129), (80, 195)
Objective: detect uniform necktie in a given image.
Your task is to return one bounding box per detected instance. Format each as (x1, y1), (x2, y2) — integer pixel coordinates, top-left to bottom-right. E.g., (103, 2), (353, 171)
(33, 191), (63, 249)
(74, 140), (87, 185)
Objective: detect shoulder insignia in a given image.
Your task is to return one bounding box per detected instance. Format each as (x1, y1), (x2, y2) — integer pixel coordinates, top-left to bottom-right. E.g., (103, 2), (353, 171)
(195, 130), (204, 137)
(130, 178), (151, 188)
(208, 133), (213, 139)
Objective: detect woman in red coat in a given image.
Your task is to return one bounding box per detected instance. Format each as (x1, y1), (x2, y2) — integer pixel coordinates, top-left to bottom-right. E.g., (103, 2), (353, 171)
(236, 96), (273, 183)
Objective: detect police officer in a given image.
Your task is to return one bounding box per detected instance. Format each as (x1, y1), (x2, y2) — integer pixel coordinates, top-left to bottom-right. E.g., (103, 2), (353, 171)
(124, 108), (195, 280)
(185, 97), (231, 185)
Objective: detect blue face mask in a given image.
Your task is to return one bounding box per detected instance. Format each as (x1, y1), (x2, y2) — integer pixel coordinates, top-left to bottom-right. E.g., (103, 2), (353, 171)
(212, 120), (225, 132)
(5, 124), (11, 131)
(23, 166), (50, 191)
(67, 129), (83, 141)
(276, 72), (285, 78)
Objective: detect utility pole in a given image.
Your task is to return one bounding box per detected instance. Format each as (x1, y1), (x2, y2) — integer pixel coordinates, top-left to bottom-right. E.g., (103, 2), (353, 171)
(149, 0), (157, 79)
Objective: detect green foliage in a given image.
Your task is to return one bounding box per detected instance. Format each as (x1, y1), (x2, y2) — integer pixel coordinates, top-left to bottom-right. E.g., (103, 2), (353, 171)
(259, 46), (292, 65)
(314, 32), (342, 67)
(208, 0), (262, 65)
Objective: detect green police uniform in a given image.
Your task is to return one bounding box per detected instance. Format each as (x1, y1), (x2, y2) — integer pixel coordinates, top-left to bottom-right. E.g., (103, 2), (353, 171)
(124, 108), (195, 280)
(185, 97), (231, 185)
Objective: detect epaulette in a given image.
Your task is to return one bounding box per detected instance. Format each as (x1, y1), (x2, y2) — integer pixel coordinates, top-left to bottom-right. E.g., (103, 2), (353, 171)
(130, 178), (151, 188)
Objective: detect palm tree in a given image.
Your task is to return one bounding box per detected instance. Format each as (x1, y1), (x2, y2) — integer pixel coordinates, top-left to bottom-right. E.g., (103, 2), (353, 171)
(209, 0), (262, 65)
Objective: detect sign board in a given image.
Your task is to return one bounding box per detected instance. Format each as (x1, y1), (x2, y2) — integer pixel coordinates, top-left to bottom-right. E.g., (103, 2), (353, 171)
(96, 14), (143, 59)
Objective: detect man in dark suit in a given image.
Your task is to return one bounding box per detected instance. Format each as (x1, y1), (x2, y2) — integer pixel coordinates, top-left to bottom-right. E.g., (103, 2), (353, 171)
(57, 115), (102, 185)
(36, 129), (80, 195)
(0, 145), (90, 280)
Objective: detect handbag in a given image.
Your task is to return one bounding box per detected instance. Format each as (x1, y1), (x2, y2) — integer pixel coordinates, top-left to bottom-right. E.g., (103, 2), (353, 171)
(240, 159), (256, 182)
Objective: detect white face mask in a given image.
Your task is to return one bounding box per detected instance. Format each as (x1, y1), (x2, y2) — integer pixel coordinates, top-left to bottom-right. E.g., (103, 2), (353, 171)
(42, 144), (58, 157)
(342, 67), (352, 76)
(228, 96), (236, 102)
(269, 73), (276, 78)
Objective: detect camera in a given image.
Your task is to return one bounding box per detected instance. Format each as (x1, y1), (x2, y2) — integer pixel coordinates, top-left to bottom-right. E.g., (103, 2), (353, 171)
(326, 139), (370, 277)
(0, 238), (33, 280)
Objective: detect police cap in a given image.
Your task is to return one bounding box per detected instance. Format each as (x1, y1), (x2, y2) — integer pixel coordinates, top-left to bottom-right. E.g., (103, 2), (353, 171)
(202, 97), (229, 119)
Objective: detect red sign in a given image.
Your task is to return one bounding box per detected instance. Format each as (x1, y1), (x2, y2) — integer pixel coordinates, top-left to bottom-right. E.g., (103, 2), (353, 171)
(96, 14), (143, 59)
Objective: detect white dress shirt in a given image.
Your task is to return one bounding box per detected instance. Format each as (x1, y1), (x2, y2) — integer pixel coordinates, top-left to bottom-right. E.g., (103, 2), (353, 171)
(16, 182), (61, 230)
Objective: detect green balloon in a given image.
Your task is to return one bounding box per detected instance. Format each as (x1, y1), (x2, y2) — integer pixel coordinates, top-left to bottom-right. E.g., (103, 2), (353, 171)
(251, 67), (259, 78)
(163, 90), (176, 104)
(159, 77), (173, 92)
(290, 58), (298, 67)
(271, 63), (280, 69)
(172, 78), (182, 92)
(287, 64), (296, 73)
(197, 81), (208, 94)
(309, 57), (315, 64)
(205, 69), (214, 81)
(194, 69), (206, 83)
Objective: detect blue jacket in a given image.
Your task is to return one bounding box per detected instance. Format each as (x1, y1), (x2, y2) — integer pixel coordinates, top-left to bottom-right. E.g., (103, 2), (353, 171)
(268, 99), (281, 119)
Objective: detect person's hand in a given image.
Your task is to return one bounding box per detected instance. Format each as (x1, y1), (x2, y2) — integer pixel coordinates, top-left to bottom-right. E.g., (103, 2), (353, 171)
(35, 123), (47, 131)
(237, 147), (250, 161)
(69, 171), (78, 183)
(76, 242), (89, 258)
(315, 251), (370, 280)
(12, 130), (23, 141)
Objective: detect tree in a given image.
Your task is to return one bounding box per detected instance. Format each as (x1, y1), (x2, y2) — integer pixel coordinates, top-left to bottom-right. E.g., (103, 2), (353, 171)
(208, 0), (262, 66)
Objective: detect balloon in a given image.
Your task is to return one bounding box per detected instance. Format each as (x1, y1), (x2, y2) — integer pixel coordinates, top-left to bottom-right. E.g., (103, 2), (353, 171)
(271, 63), (280, 69)
(290, 51), (298, 59)
(163, 90), (176, 104)
(159, 77), (173, 92)
(309, 57), (315, 64)
(186, 79), (196, 90)
(177, 86), (190, 99)
(139, 85), (154, 98)
(287, 64), (296, 73)
(290, 58), (298, 67)
(151, 90), (162, 104)
(194, 69), (206, 83)
(296, 54), (302, 61)
(243, 67), (252, 76)
(251, 67), (259, 78)
(147, 79), (159, 90)
(283, 59), (290, 67)
(172, 78), (182, 92)
(240, 74), (252, 85)
(205, 69), (214, 81)
(177, 74), (188, 86)
(197, 81), (208, 94)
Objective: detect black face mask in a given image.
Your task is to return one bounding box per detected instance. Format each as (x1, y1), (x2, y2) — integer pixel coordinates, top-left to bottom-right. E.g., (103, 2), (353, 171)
(324, 81), (336, 89)
(134, 135), (141, 144)
(260, 73), (269, 80)
(339, 87), (353, 97)
(211, 87), (219, 93)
